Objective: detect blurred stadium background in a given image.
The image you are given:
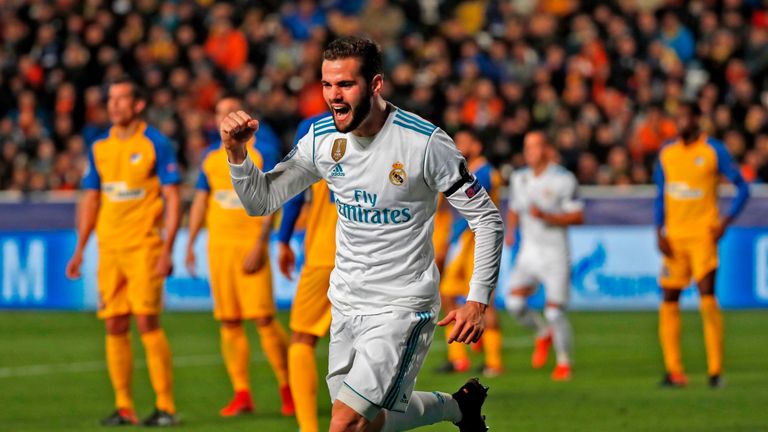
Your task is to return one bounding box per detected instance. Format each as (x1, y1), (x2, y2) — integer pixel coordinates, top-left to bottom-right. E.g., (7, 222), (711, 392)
(1, 0), (768, 430)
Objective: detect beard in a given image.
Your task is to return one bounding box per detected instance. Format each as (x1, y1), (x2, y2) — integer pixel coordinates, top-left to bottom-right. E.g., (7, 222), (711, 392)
(333, 89), (372, 133)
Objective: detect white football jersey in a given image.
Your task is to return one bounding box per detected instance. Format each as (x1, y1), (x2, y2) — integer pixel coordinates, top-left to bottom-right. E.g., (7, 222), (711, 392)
(230, 107), (503, 314)
(508, 164), (583, 258)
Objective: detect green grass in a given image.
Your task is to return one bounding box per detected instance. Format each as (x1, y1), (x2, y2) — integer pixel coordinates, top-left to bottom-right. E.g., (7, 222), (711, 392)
(0, 310), (766, 431)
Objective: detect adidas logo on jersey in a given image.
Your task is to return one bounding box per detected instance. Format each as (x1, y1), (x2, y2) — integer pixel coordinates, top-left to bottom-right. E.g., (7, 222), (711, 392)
(331, 163), (345, 177)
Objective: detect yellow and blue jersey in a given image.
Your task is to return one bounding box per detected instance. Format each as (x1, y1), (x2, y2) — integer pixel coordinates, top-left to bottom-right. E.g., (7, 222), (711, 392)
(654, 135), (749, 239)
(278, 113), (338, 268)
(448, 159), (502, 244)
(82, 121), (180, 249)
(196, 137), (273, 247)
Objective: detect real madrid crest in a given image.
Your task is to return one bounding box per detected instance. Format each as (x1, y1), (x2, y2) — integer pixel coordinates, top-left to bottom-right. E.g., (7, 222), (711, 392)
(389, 161), (407, 186)
(332, 138), (347, 162)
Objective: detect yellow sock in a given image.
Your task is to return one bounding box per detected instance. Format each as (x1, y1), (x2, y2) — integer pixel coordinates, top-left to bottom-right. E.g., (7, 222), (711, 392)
(289, 342), (318, 432)
(700, 296), (723, 376)
(141, 329), (175, 413)
(257, 320), (289, 387)
(483, 328), (503, 370)
(445, 323), (468, 364)
(221, 325), (251, 392)
(659, 301), (683, 375)
(106, 333), (133, 410)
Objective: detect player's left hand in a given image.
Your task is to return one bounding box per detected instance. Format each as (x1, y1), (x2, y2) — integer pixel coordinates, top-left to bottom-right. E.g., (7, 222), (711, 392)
(711, 219), (727, 242)
(155, 251), (173, 277)
(438, 301), (487, 344)
(243, 246), (266, 274)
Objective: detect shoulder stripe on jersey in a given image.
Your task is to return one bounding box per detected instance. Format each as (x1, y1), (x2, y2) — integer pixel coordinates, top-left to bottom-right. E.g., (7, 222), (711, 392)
(315, 129), (336, 136)
(314, 118), (334, 128)
(393, 120), (434, 136)
(315, 125), (337, 136)
(395, 110), (436, 129)
(395, 112), (436, 133)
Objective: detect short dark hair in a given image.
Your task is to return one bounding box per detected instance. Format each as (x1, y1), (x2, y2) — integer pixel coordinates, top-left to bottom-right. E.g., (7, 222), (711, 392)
(109, 76), (146, 102)
(323, 37), (383, 83)
(455, 125), (481, 142)
(678, 100), (702, 118)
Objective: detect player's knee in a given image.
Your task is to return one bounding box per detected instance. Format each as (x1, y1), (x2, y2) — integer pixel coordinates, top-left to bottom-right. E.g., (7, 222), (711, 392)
(329, 400), (371, 432)
(291, 331), (318, 346)
(105, 314), (131, 335)
(135, 314), (160, 334)
(505, 294), (527, 318)
(221, 319), (243, 329)
(333, 386), (380, 430)
(254, 316), (274, 327)
(544, 305), (565, 323)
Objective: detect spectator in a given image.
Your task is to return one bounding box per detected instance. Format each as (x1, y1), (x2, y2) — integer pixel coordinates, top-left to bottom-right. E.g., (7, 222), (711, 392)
(0, 0), (766, 193)
(630, 104), (678, 166)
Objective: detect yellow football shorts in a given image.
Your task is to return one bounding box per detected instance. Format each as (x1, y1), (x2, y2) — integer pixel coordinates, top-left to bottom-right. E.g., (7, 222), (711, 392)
(208, 244), (275, 321)
(440, 231), (475, 298)
(659, 235), (719, 288)
(289, 265), (333, 337)
(97, 244), (164, 319)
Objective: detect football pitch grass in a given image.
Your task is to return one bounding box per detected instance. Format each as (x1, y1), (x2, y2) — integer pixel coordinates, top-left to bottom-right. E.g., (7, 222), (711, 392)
(1, 310), (766, 431)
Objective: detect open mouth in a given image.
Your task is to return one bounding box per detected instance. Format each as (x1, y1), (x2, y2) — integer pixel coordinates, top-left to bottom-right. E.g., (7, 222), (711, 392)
(332, 104), (351, 122)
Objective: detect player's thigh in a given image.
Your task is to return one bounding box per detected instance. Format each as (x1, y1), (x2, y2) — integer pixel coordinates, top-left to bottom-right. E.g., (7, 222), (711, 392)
(659, 239), (692, 289)
(327, 310), (357, 404)
(97, 248), (129, 319)
(690, 236), (718, 284)
(290, 266), (333, 337)
(237, 246), (276, 320)
(507, 259), (539, 295)
(538, 257), (571, 306)
(339, 308), (437, 415)
(123, 245), (164, 316)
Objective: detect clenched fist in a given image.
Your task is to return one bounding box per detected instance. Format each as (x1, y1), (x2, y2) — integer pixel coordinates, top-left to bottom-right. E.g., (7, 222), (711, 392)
(220, 110), (259, 164)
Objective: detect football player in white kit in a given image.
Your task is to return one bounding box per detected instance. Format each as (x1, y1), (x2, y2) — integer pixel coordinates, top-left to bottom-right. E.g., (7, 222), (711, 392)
(505, 131), (584, 381)
(221, 37), (503, 432)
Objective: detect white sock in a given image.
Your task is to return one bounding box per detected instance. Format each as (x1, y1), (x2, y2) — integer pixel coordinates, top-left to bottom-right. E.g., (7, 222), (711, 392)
(381, 391), (461, 431)
(545, 306), (573, 365)
(507, 295), (548, 338)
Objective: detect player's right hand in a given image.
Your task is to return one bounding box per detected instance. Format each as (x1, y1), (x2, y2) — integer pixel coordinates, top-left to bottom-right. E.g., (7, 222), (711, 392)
(65, 252), (83, 280)
(657, 229), (673, 257)
(278, 242), (296, 280)
(185, 248), (196, 277)
(438, 301), (487, 344)
(220, 110), (259, 162)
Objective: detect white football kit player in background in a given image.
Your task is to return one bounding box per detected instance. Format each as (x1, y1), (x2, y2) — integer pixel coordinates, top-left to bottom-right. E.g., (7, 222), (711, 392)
(505, 131), (584, 381)
(221, 37), (503, 432)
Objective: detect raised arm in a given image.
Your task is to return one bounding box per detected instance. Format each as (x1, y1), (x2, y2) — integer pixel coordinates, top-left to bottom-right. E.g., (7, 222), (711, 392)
(222, 111), (321, 216)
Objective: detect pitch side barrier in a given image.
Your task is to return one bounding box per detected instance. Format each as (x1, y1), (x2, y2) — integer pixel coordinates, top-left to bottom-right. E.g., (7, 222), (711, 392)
(1, 187), (767, 311)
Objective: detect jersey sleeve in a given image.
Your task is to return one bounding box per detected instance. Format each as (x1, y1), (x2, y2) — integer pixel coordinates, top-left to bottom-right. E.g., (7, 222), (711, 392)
(560, 173), (584, 213)
(653, 155), (666, 227)
(428, 129), (503, 304)
(194, 168), (210, 192)
(229, 126), (321, 216)
(277, 191), (305, 244)
(423, 129), (470, 193)
(81, 143), (101, 190)
(712, 139), (750, 219)
(150, 132), (181, 185)
(255, 123), (281, 172)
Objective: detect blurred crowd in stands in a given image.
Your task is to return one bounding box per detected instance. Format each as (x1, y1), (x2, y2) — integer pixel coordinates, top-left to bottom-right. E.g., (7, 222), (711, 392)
(2, 0), (768, 194)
